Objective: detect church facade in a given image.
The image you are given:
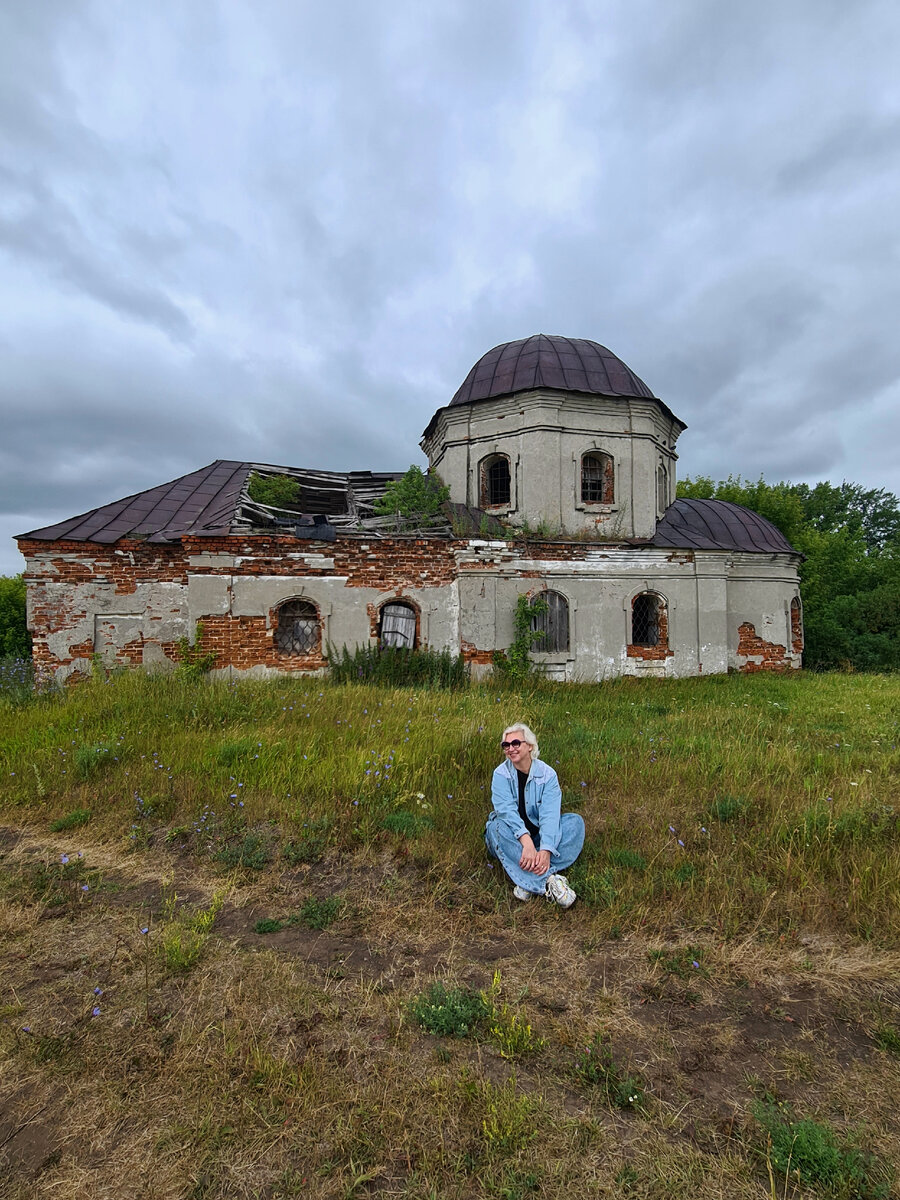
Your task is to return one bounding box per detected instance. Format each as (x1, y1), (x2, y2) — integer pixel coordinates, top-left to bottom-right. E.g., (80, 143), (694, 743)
(17, 336), (804, 684)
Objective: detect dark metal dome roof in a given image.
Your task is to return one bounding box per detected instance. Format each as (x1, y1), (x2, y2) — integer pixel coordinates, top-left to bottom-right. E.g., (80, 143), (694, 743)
(651, 498), (799, 554)
(450, 334), (655, 407)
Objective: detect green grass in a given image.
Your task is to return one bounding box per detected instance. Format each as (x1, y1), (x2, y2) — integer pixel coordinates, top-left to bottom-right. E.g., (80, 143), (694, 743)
(1, 669), (899, 942)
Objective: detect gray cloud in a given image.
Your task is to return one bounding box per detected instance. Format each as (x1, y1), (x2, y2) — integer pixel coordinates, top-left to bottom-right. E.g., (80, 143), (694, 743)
(3, 0), (900, 574)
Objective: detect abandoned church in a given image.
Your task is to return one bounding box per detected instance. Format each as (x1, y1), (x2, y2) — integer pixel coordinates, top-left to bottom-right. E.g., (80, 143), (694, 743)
(18, 335), (803, 684)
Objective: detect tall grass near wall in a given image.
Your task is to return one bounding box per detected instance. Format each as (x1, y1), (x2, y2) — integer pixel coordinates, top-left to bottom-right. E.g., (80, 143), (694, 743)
(1, 669), (899, 941)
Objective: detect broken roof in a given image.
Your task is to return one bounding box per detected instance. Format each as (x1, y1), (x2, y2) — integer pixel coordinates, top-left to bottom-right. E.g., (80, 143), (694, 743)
(17, 461), (408, 544)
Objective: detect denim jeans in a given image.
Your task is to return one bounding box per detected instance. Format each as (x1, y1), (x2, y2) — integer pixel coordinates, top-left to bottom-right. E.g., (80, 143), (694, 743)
(485, 812), (585, 894)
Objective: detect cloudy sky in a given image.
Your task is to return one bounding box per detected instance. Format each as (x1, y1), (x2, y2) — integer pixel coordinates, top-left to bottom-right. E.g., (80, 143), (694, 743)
(3, 0), (899, 574)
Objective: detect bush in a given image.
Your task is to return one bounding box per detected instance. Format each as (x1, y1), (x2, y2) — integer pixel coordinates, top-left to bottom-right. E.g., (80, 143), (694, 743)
(752, 1098), (892, 1197)
(0, 576), (30, 659)
(373, 465), (449, 530)
(247, 472), (301, 508)
(328, 643), (468, 689)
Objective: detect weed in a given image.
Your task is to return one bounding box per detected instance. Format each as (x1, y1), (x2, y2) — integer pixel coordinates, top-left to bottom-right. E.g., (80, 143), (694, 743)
(328, 643), (468, 689)
(254, 918), (284, 934)
(282, 824), (329, 864)
(74, 742), (114, 781)
(175, 622), (217, 680)
(704, 794), (751, 823)
(158, 892), (224, 974)
(294, 896), (341, 930)
(49, 807), (92, 832)
(214, 832), (271, 871)
(872, 1024), (900, 1054)
(484, 971), (544, 1058)
(752, 1097), (892, 1198)
(648, 946), (708, 980)
(381, 810), (434, 838)
(410, 982), (490, 1038)
(479, 1076), (538, 1156)
(574, 1032), (644, 1110)
(607, 847), (646, 871)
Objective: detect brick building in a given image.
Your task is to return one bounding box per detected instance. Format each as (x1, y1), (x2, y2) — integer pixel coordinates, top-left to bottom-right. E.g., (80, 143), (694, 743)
(17, 335), (803, 683)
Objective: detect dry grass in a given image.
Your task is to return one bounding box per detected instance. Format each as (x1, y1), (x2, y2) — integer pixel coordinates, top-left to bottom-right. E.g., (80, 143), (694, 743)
(2, 671), (900, 1196)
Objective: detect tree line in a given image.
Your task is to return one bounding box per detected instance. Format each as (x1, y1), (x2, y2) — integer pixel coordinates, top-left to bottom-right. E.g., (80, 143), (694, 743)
(677, 476), (900, 670)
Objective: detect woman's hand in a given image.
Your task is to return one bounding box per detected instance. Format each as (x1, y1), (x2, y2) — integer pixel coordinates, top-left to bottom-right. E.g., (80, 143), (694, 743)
(519, 837), (552, 875)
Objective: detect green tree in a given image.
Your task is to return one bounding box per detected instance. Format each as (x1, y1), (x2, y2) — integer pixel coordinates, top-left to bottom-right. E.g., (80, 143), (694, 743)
(0, 575), (31, 658)
(374, 466), (450, 530)
(678, 475), (900, 671)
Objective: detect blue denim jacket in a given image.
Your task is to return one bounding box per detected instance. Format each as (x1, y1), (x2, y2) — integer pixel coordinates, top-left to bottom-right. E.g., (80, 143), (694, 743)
(490, 758), (562, 854)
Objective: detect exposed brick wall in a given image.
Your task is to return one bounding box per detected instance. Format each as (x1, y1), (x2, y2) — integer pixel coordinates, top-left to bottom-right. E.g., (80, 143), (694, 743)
(737, 621), (793, 672)
(460, 640), (494, 665)
(197, 614), (327, 673)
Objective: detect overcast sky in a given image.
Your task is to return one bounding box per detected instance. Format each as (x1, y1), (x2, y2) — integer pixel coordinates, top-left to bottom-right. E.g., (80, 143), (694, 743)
(3, 0), (899, 574)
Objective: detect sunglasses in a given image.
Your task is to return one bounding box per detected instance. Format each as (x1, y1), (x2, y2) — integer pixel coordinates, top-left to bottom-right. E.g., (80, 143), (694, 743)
(500, 739), (524, 750)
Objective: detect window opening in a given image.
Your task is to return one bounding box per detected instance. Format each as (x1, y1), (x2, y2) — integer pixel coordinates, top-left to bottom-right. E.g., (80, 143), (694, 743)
(275, 600), (319, 655)
(379, 602), (417, 649)
(531, 590), (569, 653)
(481, 455), (511, 507)
(581, 452), (614, 504)
(657, 464), (668, 512)
(632, 593), (660, 647)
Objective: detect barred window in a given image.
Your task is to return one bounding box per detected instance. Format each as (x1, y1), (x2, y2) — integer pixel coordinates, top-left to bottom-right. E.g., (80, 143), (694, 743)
(275, 599), (320, 655)
(632, 593), (661, 647)
(581, 452), (614, 504)
(480, 454), (511, 507)
(379, 602), (417, 649)
(531, 590), (569, 653)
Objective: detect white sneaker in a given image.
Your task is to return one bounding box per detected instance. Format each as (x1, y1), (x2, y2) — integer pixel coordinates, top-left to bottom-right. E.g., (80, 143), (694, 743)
(512, 885), (532, 901)
(545, 874), (576, 909)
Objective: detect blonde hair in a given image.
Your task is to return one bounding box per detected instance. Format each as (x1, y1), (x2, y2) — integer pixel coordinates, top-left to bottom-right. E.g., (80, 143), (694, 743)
(503, 723), (539, 760)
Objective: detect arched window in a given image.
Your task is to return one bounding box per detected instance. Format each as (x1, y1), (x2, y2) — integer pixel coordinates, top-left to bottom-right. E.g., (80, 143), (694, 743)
(379, 601), (417, 649)
(275, 599), (320, 655)
(657, 464), (668, 512)
(790, 596), (803, 653)
(531, 590), (569, 653)
(581, 452), (614, 504)
(480, 454), (511, 508)
(632, 592), (661, 647)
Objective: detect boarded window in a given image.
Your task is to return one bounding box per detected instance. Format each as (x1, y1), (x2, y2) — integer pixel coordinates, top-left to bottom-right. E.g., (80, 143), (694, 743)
(632, 593), (661, 646)
(481, 455), (511, 507)
(531, 590), (569, 653)
(275, 600), (320, 655)
(581, 452), (614, 504)
(379, 602), (417, 649)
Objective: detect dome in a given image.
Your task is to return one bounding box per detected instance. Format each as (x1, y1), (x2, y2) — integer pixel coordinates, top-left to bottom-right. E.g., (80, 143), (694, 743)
(450, 334), (655, 407)
(652, 498), (799, 554)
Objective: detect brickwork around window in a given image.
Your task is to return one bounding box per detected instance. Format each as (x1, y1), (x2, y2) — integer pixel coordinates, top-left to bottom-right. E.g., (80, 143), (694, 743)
(479, 454), (511, 508)
(790, 597), (803, 653)
(626, 593), (673, 661)
(581, 452), (614, 505)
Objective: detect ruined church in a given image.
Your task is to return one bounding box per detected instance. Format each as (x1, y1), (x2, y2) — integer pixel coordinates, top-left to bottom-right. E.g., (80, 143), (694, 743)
(18, 335), (803, 683)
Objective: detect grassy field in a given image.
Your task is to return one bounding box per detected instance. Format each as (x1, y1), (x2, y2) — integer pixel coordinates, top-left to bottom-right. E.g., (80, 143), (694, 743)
(1, 669), (899, 1198)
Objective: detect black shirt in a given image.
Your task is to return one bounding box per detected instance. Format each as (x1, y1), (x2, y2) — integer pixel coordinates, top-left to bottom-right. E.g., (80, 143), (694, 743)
(517, 768), (539, 839)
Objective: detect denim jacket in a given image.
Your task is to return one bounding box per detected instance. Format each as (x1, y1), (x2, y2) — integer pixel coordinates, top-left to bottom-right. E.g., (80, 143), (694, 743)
(490, 758), (562, 855)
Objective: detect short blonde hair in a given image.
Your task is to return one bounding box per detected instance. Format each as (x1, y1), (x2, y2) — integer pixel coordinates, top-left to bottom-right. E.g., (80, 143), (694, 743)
(503, 723), (539, 760)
